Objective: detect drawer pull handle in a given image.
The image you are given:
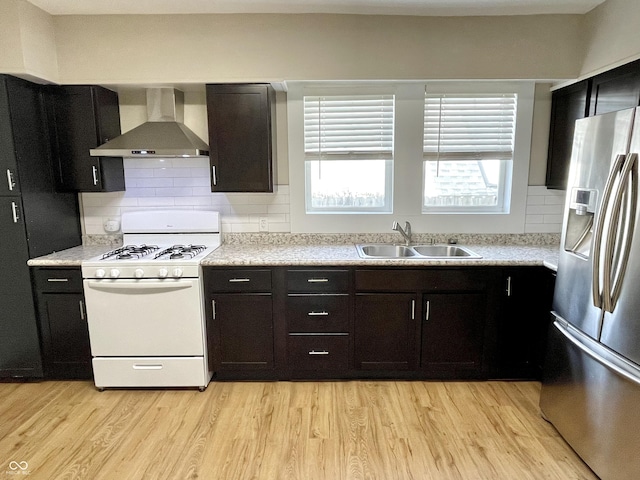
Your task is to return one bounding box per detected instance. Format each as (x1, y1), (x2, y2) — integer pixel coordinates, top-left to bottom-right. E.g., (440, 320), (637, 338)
(11, 201), (19, 223)
(7, 169), (15, 191)
(308, 311), (329, 316)
(79, 300), (86, 321)
(133, 364), (163, 370)
(229, 278), (251, 283)
(308, 350), (329, 355)
(307, 278), (329, 283)
(47, 278), (69, 282)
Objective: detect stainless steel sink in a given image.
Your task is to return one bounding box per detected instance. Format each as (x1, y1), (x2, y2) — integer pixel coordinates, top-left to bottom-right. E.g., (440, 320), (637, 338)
(357, 244), (417, 258)
(356, 243), (481, 259)
(412, 244), (481, 258)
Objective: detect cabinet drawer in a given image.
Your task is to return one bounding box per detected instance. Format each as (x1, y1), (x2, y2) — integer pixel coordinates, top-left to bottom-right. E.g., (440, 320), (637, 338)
(288, 335), (349, 370)
(287, 295), (349, 332)
(205, 269), (271, 292)
(287, 269), (349, 293)
(32, 268), (83, 292)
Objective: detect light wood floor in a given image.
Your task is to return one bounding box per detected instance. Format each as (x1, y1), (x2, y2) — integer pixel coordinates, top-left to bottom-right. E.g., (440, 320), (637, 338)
(0, 380), (597, 480)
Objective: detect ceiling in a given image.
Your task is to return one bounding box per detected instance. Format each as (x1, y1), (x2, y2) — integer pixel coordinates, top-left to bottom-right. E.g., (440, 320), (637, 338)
(27, 0), (607, 17)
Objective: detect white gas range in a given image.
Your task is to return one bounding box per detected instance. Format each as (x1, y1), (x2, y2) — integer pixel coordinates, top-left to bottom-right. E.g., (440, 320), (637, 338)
(81, 210), (221, 391)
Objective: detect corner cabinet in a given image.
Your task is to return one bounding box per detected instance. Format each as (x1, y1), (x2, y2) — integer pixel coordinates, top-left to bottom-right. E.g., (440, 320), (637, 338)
(589, 59), (640, 116)
(546, 59), (640, 190)
(495, 266), (556, 379)
(206, 84), (275, 192)
(545, 80), (590, 189)
(32, 268), (92, 379)
(46, 85), (125, 192)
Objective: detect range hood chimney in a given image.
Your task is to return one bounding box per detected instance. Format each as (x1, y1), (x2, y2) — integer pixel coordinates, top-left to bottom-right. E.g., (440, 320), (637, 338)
(90, 88), (209, 158)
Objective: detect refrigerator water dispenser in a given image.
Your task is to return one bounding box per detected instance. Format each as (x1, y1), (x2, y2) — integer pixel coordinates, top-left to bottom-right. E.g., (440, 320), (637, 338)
(564, 188), (597, 258)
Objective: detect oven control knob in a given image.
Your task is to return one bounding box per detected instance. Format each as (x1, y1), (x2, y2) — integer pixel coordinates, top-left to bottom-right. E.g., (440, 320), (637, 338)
(158, 268), (169, 279)
(110, 269), (120, 278)
(95, 268), (106, 278)
(172, 268), (183, 278)
(134, 268), (145, 279)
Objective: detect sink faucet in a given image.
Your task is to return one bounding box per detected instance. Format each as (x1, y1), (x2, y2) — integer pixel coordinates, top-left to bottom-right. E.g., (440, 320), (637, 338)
(392, 221), (412, 246)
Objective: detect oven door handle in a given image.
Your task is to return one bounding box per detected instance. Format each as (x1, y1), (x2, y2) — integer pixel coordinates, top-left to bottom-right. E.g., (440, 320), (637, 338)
(85, 280), (194, 293)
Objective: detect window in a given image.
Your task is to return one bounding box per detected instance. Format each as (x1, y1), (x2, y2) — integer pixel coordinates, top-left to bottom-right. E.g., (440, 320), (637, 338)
(303, 95), (394, 213)
(423, 93), (517, 213)
(287, 82), (534, 234)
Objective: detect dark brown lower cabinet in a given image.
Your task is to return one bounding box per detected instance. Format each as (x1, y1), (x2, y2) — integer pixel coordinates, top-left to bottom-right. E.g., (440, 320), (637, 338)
(210, 294), (274, 372)
(202, 265), (552, 381)
(495, 267), (556, 379)
(421, 293), (486, 378)
(354, 293), (417, 371)
(33, 268), (91, 379)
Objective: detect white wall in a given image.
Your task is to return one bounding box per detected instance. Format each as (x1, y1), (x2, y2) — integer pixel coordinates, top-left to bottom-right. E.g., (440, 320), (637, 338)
(581, 0), (640, 77)
(51, 13), (584, 85)
(0, 0), (58, 81)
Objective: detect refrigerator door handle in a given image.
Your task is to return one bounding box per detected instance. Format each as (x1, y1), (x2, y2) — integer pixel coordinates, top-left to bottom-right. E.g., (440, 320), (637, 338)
(592, 153), (626, 308)
(554, 319), (640, 387)
(605, 152), (638, 312)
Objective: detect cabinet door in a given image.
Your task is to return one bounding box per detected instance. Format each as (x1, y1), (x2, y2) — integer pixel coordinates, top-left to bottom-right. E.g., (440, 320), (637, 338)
(38, 293), (92, 379)
(206, 84), (275, 192)
(355, 293), (416, 370)
(546, 80), (590, 189)
(0, 196), (42, 378)
(47, 86), (124, 192)
(211, 294), (274, 370)
(590, 60), (640, 116)
(496, 267), (555, 379)
(0, 76), (20, 195)
(421, 293), (485, 377)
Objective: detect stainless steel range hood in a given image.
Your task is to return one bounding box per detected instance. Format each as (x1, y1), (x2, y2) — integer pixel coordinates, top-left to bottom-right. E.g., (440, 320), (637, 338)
(90, 88), (209, 158)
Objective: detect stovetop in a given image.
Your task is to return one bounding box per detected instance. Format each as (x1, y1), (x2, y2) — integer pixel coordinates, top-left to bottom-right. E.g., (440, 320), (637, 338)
(100, 244), (209, 262)
(81, 209), (221, 279)
(82, 243), (216, 279)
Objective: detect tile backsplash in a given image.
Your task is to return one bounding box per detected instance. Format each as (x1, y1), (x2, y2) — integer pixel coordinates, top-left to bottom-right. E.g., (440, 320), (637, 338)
(80, 158), (565, 236)
(81, 157), (290, 235)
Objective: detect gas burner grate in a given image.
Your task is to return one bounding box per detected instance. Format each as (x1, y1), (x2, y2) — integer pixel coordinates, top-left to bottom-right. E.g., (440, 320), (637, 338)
(101, 244), (160, 260)
(154, 244), (207, 260)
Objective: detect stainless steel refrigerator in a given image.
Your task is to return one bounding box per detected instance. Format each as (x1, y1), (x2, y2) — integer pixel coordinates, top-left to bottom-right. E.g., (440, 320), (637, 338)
(540, 107), (640, 480)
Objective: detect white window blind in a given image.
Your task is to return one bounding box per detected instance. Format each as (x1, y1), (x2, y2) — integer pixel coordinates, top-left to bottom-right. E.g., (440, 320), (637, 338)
(304, 95), (394, 160)
(423, 93), (517, 161)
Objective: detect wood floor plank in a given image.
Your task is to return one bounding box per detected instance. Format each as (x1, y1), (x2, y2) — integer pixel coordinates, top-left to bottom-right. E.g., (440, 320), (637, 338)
(0, 380), (598, 480)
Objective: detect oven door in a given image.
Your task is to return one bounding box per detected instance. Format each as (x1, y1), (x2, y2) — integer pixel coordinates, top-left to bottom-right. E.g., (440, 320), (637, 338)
(83, 278), (205, 357)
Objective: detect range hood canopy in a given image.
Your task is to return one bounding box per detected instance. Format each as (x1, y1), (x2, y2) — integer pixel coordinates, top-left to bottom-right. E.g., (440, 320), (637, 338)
(90, 88), (209, 158)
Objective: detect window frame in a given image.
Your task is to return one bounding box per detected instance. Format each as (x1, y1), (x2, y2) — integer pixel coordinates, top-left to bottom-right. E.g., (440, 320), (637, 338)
(303, 93), (395, 214)
(422, 91), (518, 214)
(287, 81), (535, 234)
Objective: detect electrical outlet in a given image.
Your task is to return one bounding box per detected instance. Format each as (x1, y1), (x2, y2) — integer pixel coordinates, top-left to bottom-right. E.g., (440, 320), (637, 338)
(259, 217), (269, 232)
(103, 218), (120, 233)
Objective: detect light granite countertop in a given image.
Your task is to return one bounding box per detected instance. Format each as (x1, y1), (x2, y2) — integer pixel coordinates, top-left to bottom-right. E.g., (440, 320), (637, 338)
(28, 242), (559, 270)
(201, 243), (559, 269)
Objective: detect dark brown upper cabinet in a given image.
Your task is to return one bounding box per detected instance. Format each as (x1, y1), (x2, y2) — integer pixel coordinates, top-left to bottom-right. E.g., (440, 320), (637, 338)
(546, 59), (640, 190)
(589, 59), (640, 116)
(46, 85), (125, 192)
(545, 80), (591, 190)
(206, 83), (275, 192)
